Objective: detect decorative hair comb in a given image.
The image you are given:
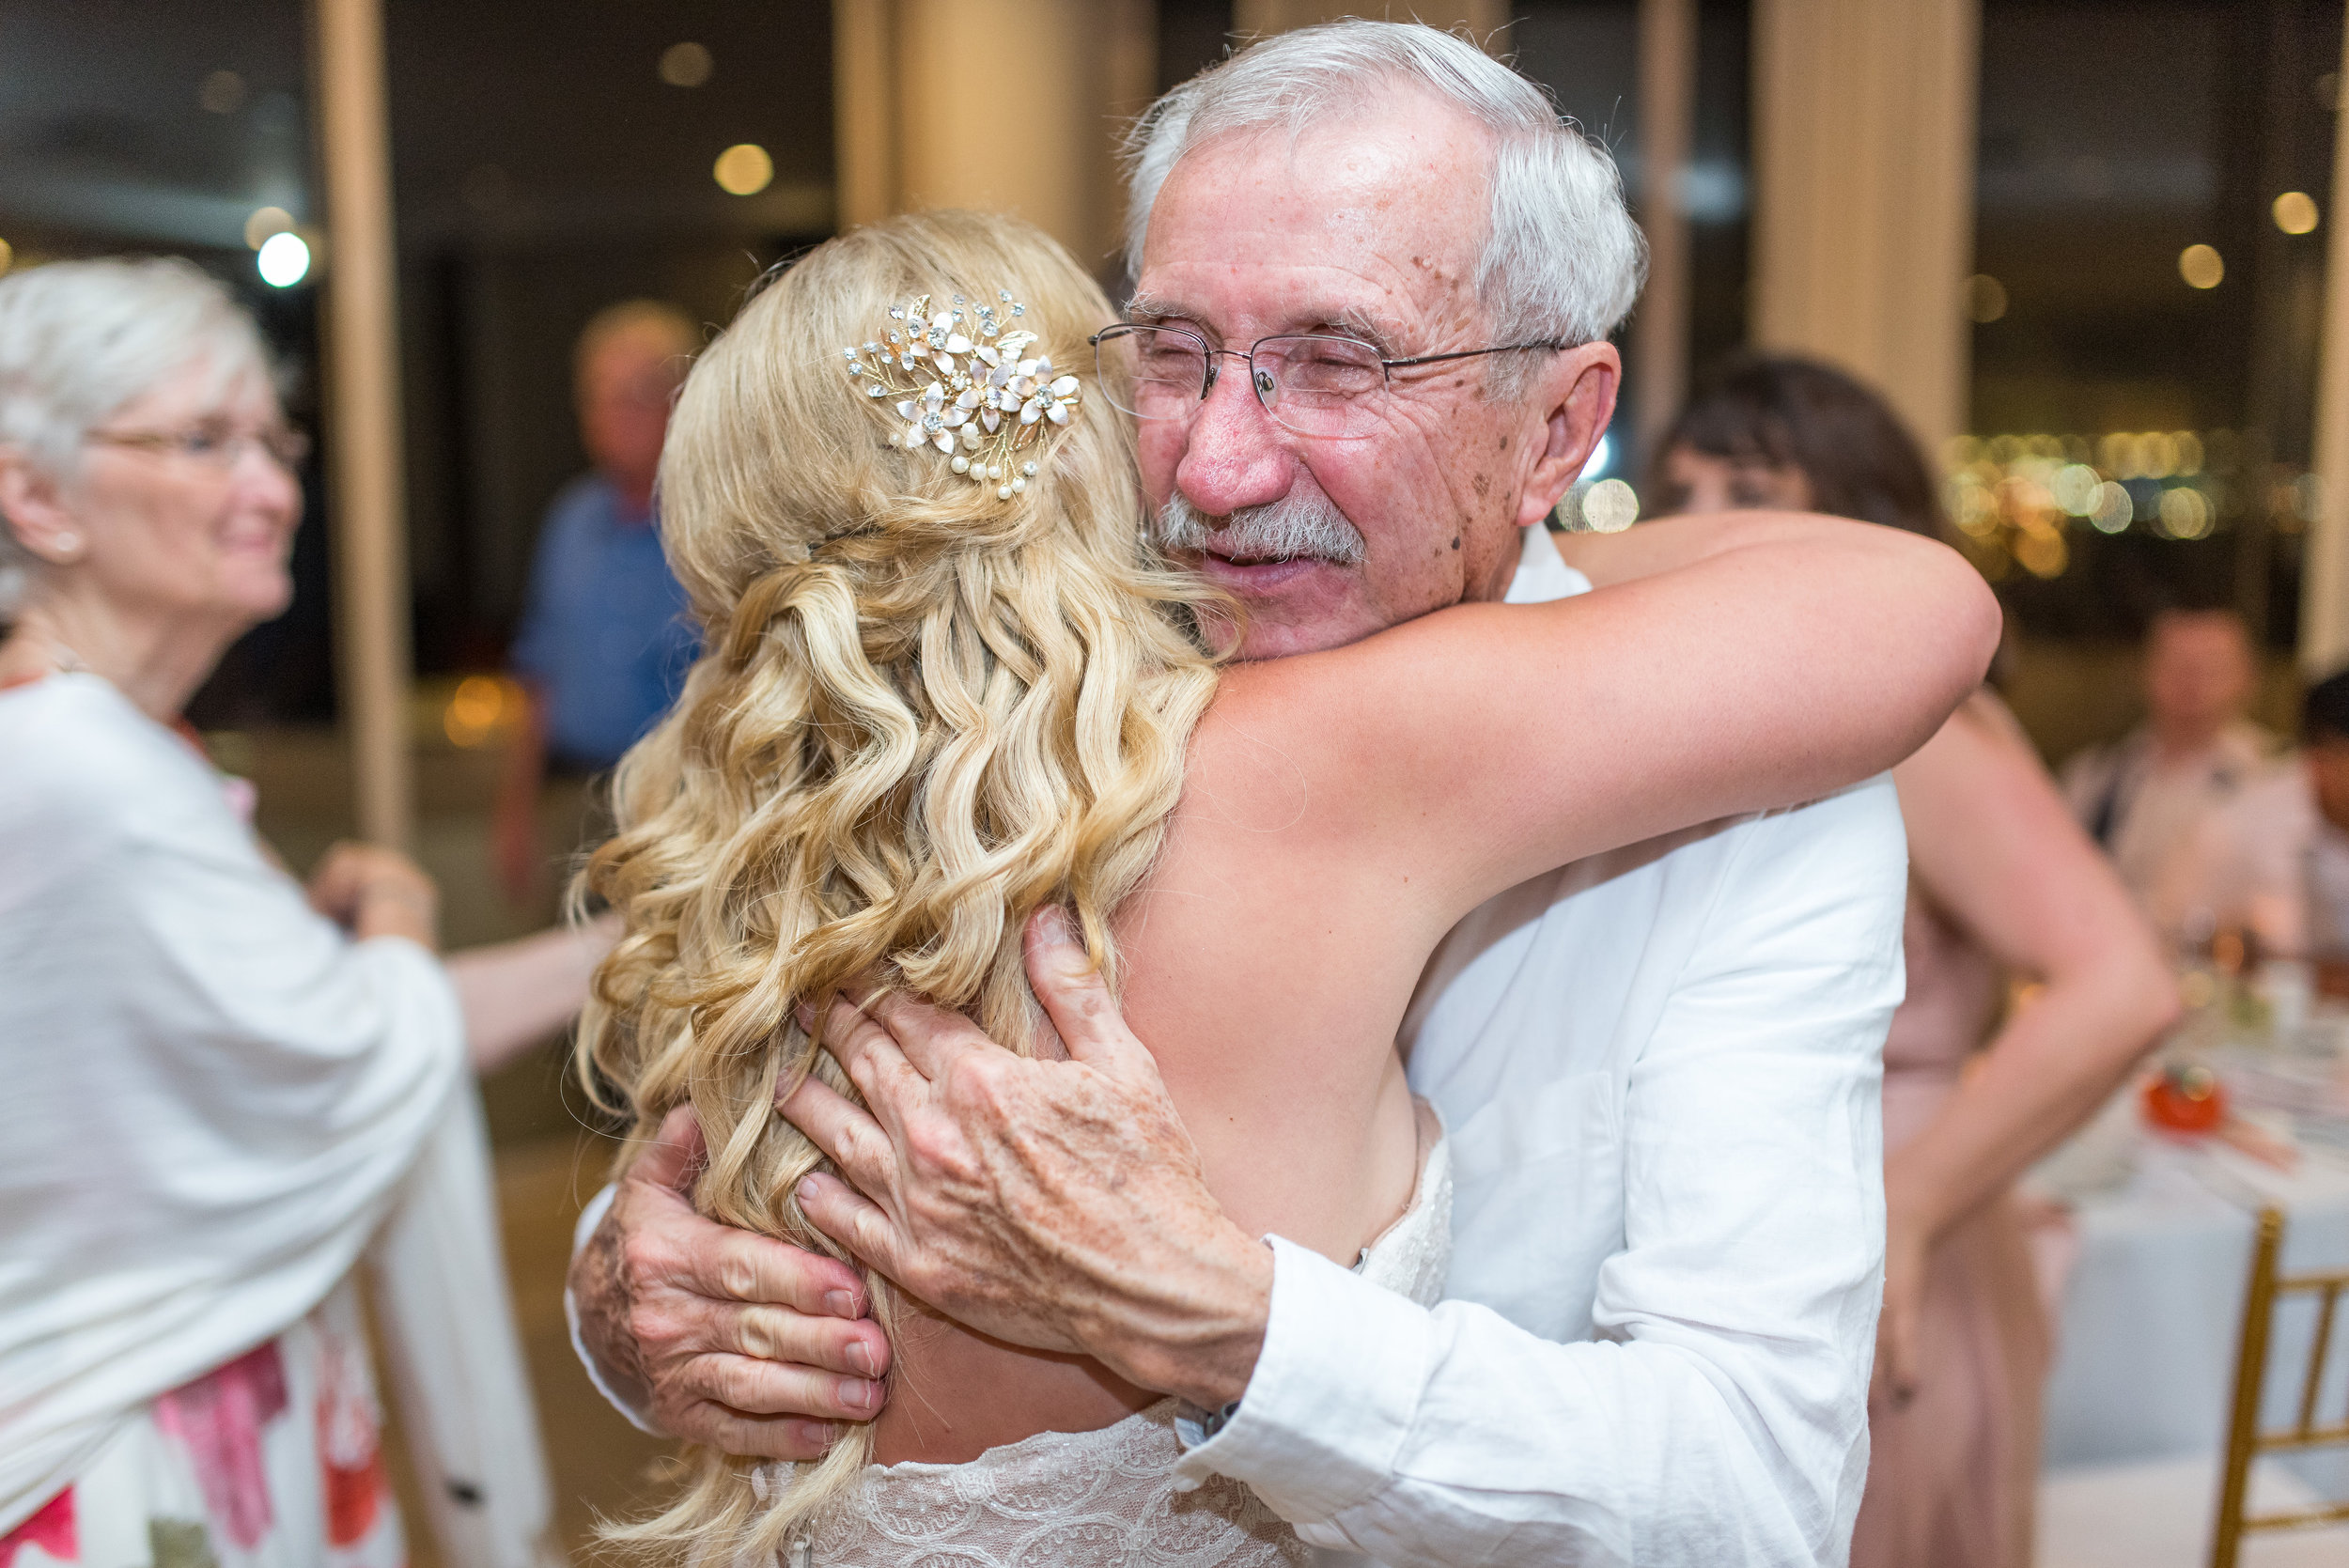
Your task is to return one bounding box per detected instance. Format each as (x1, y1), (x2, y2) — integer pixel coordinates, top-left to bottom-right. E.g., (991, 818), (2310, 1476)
(843, 291), (1081, 501)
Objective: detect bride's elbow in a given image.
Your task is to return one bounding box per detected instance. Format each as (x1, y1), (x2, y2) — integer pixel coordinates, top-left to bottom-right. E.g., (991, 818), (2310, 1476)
(1906, 536), (2003, 700)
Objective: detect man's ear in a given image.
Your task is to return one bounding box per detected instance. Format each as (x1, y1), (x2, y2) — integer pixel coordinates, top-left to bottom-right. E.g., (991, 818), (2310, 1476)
(0, 452), (77, 562)
(1515, 343), (1621, 530)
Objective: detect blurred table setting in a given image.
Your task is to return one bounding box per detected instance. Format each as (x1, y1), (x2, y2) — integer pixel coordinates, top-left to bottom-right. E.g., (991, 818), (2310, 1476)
(2031, 959), (2349, 1564)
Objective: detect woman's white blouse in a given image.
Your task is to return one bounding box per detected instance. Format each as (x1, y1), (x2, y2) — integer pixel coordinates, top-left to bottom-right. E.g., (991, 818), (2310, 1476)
(0, 674), (464, 1531)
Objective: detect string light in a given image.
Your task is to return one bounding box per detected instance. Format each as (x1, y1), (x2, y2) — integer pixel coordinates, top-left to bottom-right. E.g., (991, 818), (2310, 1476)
(2274, 192), (2320, 235)
(2179, 243), (2225, 289)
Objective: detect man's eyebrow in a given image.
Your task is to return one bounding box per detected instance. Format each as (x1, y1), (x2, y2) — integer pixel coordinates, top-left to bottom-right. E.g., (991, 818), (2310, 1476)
(1123, 290), (1189, 326)
(1320, 306), (1401, 356)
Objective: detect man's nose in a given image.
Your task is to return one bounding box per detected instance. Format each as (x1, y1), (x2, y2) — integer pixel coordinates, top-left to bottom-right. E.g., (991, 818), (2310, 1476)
(1174, 355), (1295, 517)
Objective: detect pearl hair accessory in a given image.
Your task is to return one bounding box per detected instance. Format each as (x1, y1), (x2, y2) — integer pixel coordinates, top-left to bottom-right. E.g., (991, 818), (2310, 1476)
(843, 290), (1081, 502)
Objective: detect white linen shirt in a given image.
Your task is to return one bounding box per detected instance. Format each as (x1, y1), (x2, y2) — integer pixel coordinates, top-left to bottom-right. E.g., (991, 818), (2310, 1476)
(570, 528), (1906, 1566)
(1169, 528), (1903, 1567)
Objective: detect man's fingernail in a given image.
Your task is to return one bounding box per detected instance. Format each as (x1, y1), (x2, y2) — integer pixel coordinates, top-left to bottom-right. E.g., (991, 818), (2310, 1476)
(1037, 906), (1076, 947)
(797, 1174), (825, 1203)
(841, 1377), (880, 1413)
(846, 1339), (877, 1375)
(824, 1289), (858, 1319)
(787, 1420), (836, 1450)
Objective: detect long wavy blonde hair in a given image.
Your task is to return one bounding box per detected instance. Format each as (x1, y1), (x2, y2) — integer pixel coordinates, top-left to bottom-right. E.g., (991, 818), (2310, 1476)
(574, 210), (1223, 1560)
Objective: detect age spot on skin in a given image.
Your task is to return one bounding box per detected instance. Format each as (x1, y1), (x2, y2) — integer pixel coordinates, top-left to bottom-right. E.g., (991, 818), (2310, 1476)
(1450, 535), (1461, 551)
(1471, 474), (1490, 498)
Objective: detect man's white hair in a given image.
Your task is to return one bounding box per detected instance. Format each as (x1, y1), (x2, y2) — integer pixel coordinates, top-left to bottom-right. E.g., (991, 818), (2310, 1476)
(1123, 20), (1646, 365)
(0, 256), (272, 615)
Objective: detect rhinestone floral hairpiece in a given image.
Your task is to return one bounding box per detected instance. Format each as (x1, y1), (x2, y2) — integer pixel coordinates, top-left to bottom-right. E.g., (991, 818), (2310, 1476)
(842, 290), (1081, 502)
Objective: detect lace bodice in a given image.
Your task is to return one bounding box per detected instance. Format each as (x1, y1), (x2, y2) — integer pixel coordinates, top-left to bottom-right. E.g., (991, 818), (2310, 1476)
(778, 1110), (1454, 1566)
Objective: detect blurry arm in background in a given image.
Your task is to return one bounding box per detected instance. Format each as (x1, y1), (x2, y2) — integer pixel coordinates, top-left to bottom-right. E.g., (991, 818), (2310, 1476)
(491, 680), (552, 908)
(1876, 692), (2180, 1396)
(445, 912), (620, 1073)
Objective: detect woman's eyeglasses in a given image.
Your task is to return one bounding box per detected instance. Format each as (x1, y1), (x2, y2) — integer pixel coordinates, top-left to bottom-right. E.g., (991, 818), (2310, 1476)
(1090, 322), (1565, 441)
(85, 421), (312, 472)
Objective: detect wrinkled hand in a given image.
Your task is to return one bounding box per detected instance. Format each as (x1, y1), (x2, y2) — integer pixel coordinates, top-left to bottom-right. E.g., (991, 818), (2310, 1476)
(781, 908), (1272, 1410)
(1873, 1207), (1928, 1409)
(569, 1106), (894, 1458)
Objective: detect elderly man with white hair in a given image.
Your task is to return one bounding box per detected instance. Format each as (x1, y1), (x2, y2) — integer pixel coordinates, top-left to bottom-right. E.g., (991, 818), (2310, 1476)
(569, 23), (1914, 1565)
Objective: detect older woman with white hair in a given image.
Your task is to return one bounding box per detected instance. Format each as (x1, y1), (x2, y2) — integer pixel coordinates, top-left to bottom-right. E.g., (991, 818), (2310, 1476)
(0, 257), (593, 1566)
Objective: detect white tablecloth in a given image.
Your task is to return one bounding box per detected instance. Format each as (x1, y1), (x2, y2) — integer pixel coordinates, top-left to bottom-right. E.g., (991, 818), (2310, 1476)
(2037, 1097), (2349, 1511)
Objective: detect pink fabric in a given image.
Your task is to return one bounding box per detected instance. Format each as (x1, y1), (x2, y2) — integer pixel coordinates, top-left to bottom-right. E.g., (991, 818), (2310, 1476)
(1850, 892), (2052, 1568)
(0, 1490), (74, 1568)
(152, 1341), (290, 1550)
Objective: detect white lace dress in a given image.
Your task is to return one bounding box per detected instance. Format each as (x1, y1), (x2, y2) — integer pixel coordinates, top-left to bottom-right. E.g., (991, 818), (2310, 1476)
(776, 1105), (1453, 1567)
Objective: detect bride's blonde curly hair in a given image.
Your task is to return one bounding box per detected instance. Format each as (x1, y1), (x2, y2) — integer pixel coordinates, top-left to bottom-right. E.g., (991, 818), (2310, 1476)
(574, 209), (1223, 1560)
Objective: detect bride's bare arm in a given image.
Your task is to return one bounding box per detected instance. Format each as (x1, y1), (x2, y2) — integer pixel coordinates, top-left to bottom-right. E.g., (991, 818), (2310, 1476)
(1220, 511), (1999, 912)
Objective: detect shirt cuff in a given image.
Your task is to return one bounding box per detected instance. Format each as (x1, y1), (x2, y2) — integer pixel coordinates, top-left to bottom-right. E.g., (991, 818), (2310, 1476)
(565, 1181), (663, 1436)
(1171, 1234), (1433, 1530)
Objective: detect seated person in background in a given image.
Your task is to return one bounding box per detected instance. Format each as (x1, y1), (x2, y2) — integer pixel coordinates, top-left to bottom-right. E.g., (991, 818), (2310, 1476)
(0, 258), (608, 1562)
(493, 300), (702, 908)
(1652, 352), (2176, 1568)
(2157, 666), (2349, 970)
(2060, 606), (2279, 932)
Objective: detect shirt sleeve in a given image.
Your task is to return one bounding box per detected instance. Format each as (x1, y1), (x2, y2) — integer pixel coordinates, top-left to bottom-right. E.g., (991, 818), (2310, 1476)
(1174, 785), (1906, 1568)
(565, 1182), (665, 1435)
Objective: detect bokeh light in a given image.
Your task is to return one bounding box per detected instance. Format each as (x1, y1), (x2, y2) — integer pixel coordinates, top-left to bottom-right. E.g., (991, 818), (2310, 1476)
(713, 143), (773, 196)
(2090, 481), (2132, 534)
(2179, 243), (2225, 289)
(0, 238), (12, 278)
(243, 205), (294, 250)
(1967, 273), (2009, 323)
(2157, 487), (2213, 540)
(256, 231), (310, 287)
(443, 675), (521, 748)
(198, 69), (244, 115)
(2274, 191), (2320, 236)
(2052, 463), (2101, 517)
(1581, 478), (1640, 534)
(661, 42), (713, 87)
(1580, 431), (1612, 479)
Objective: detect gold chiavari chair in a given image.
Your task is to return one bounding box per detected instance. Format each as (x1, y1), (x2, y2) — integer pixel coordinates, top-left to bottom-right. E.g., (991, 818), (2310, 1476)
(2210, 1207), (2349, 1567)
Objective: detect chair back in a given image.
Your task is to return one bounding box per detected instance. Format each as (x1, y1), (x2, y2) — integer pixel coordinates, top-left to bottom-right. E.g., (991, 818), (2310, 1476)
(2210, 1206), (2349, 1566)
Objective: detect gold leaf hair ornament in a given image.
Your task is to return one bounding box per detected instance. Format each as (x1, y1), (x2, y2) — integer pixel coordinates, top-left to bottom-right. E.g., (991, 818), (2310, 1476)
(842, 290), (1082, 502)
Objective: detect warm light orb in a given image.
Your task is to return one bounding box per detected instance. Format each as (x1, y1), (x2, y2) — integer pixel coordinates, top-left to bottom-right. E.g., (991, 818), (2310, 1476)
(2274, 191), (2320, 236)
(1967, 273), (2009, 323)
(661, 41), (713, 87)
(257, 231), (310, 287)
(2179, 243), (2225, 289)
(713, 143), (773, 196)
(243, 205), (294, 250)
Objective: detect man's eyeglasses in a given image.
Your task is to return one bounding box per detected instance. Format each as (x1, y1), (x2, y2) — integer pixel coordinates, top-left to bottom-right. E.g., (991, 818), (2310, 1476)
(85, 421), (312, 472)
(1090, 323), (1566, 441)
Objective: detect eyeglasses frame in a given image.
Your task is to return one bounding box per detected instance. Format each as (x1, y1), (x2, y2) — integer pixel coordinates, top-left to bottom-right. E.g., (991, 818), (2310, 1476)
(1088, 321), (1571, 429)
(83, 423), (312, 472)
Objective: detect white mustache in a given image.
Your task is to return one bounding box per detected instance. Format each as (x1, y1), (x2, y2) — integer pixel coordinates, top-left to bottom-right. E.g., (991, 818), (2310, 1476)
(1155, 490), (1367, 567)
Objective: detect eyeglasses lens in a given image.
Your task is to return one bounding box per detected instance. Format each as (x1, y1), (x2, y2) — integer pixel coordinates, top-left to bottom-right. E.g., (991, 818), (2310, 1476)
(1093, 327), (1382, 439)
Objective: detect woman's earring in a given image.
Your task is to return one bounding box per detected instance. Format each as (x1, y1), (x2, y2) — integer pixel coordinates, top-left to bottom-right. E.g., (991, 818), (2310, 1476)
(50, 532), (81, 561)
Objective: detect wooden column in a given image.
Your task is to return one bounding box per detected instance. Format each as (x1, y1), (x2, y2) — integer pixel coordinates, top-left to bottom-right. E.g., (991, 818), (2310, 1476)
(1750, 0), (1981, 456)
(829, 0), (1156, 273)
(2300, 9), (2349, 675)
(313, 0), (414, 848)
(1632, 0), (1697, 461)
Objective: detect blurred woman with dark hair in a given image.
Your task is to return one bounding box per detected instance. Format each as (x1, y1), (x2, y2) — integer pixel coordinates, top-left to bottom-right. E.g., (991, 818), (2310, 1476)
(1653, 355), (2180, 1568)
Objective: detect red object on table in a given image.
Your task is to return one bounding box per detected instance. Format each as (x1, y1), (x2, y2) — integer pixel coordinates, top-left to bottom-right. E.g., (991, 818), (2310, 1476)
(2141, 1063), (2226, 1135)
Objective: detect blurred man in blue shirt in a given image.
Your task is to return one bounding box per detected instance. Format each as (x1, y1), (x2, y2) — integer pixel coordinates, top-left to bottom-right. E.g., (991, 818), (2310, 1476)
(494, 301), (699, 904)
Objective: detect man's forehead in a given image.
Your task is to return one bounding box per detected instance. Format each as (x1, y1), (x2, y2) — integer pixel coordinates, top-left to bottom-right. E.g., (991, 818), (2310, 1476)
(1135, 108), (1492, 342)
